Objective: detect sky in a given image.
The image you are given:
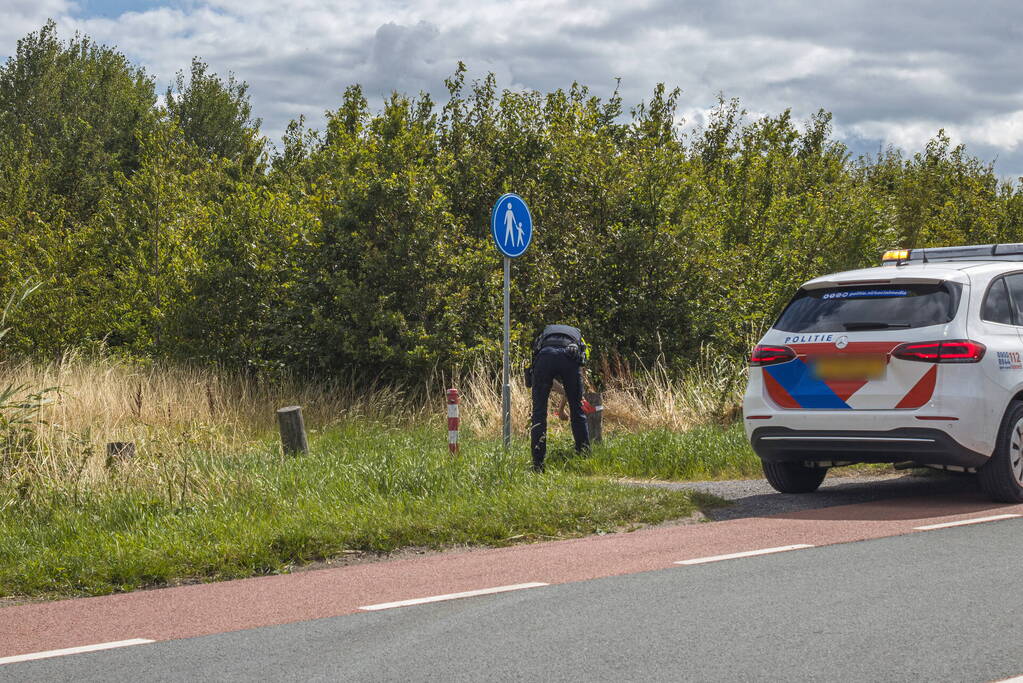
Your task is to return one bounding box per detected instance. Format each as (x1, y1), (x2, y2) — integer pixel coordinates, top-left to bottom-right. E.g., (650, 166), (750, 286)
(2, 0), (1022, 178)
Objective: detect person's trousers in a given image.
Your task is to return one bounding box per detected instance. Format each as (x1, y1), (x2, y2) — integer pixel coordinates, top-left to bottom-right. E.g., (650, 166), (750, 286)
(530, 346), (589, 470)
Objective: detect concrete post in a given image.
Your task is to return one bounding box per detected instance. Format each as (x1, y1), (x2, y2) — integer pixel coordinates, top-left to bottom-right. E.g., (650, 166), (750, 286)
(276, 406), (309, 455)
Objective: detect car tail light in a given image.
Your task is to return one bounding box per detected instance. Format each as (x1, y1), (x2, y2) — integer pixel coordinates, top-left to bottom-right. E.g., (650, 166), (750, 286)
(750, 345), (796, 366)
(891, 340), (986, 363)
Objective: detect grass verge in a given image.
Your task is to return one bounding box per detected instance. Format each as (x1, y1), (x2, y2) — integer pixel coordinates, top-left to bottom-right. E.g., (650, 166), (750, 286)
(0, 421), (707, 600)
(548, 422), (896, 481)
(556, 423), (762, 481)
(0, 354), (755, 601)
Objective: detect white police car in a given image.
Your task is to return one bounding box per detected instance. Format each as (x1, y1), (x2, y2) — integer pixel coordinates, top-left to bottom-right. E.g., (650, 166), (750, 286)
(744, 243), (1023, 502)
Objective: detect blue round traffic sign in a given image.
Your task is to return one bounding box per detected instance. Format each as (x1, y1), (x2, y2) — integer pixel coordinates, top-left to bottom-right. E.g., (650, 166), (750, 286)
(491, 193), (532, 258)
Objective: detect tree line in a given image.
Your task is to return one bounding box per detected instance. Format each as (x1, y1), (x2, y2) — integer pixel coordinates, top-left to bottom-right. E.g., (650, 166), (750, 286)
(2, 22), (1021, 381)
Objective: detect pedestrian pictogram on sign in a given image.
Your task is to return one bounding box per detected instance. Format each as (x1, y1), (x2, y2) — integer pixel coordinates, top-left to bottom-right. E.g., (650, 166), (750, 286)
(491, 193), (532, 258)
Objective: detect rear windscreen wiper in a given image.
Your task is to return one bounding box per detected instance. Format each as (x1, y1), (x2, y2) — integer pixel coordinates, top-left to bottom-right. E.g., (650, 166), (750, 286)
(842, 321), (912, 330)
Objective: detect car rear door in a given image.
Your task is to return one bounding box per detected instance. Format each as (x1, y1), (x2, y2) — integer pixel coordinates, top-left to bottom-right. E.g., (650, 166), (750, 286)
(764, 281), (963, 410)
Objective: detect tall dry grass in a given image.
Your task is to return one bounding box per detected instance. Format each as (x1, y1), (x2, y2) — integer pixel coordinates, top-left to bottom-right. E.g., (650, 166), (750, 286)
(1, 352), (423, 485)
(0, 346), (745, 489)
(455, 346), (746, 437)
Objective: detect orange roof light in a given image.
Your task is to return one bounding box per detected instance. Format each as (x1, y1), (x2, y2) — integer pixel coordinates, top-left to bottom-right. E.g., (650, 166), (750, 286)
(882, 249), (909, 262)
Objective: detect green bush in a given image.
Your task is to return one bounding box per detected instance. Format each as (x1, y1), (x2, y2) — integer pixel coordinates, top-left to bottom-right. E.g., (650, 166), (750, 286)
(1, 27), (1021, 381)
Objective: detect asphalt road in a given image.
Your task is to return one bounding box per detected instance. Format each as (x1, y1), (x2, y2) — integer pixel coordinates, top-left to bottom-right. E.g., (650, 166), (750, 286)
(8, 516), (1023, 682)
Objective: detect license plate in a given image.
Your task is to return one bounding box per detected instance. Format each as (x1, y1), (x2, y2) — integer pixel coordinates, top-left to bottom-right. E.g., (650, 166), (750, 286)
(812, 355), (887, 381)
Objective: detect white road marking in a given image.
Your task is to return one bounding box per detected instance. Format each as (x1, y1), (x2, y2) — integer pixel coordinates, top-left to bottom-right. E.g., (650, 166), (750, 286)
(360, 582), (548, 611)
(0, 639), (155, 666)
(674, 544), (814, 565)
(914, 514), (1022, 531)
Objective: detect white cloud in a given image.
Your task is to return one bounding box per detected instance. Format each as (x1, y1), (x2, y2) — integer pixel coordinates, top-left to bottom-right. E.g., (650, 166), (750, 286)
(847, 119), (949, 152)
(962, 110), (1023, 151)
(851, 109), (1023, 157)
(2, 0), (1021, 175)
(0, 0), (74, 49)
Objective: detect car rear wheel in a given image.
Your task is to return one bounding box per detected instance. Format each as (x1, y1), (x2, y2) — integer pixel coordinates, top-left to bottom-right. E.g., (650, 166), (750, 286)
(762, 460), (827, 493)
(978, 401), (1023, 503)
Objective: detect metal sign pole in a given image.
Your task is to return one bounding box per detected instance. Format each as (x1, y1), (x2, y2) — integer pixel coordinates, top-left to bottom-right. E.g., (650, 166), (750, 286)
(502, 256), (511, 448)
(490, 193), (531, 452)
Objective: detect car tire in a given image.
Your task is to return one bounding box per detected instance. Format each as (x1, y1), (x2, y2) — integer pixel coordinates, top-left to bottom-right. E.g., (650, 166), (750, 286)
(978, 400), (1023, 503)
(761, 460), (827, 493)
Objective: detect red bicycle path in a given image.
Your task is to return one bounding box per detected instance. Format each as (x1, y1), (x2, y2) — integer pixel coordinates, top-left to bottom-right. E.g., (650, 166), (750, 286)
(2, 490), (1019, 659)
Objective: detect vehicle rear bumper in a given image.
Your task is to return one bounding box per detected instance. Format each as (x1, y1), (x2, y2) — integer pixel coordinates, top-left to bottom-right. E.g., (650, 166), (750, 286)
(749, 427), (989, 468)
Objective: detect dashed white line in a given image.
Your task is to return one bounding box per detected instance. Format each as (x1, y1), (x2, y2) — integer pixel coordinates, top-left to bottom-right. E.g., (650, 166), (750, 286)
(914, 514), (1022, 531)
(0, 639), (155, 666)
(674, 544), (814, 565)
(359, 582), (549, 611)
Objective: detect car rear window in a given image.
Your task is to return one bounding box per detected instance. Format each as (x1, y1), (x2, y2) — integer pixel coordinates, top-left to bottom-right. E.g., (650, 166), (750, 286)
(774, 282), (963, 333)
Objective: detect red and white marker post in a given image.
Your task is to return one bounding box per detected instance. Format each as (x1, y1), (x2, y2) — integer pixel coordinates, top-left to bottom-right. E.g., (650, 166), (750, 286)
(447, 388), (460, 454)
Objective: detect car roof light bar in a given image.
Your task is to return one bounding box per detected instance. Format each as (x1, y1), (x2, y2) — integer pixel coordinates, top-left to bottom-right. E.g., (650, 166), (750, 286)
(882, 243), (1023, 265)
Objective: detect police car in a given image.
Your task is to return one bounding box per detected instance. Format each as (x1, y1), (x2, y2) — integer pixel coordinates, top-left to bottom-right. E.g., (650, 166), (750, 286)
(743, 243), (1023, 503)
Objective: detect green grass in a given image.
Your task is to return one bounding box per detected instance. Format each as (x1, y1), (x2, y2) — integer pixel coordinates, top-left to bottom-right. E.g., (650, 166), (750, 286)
(555, 423), (762, 481)
(0, 421), (709, 600)
(550, 422), (897, 481)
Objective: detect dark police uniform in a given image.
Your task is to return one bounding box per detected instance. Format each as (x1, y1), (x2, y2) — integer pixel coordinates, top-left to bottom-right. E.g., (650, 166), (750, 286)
(529, 324), (590, 472)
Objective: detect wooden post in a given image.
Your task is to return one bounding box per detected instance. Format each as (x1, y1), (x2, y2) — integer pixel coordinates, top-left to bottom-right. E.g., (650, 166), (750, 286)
(105, 442), (136, 468)
(585, 392), (603, 444)
(277, 406), (309, 455)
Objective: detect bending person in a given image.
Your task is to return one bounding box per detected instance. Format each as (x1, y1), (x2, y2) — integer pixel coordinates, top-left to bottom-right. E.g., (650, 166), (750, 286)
(528, 324), (590, 472)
